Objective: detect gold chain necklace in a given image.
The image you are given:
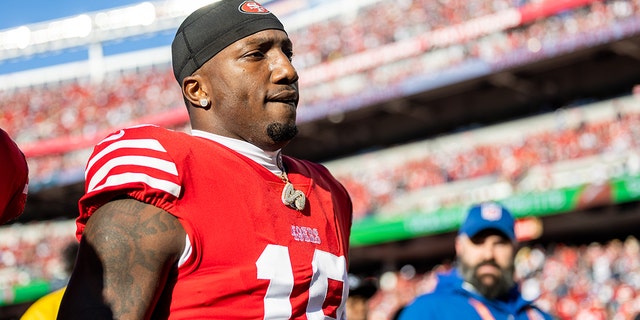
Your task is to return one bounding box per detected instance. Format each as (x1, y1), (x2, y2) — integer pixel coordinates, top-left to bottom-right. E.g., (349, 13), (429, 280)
(278, 158), (306, 210)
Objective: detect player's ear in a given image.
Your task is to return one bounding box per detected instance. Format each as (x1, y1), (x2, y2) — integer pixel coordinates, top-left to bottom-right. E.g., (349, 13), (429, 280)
(182, 74), (210, 109)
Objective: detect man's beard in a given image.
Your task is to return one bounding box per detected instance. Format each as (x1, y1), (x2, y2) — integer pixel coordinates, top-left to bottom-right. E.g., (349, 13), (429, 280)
(459, 258), (515, 300)
(267, 122), (298, 143)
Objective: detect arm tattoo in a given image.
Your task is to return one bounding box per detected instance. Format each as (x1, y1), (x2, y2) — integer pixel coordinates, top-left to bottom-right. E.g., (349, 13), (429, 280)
(83, 198), (185, 319)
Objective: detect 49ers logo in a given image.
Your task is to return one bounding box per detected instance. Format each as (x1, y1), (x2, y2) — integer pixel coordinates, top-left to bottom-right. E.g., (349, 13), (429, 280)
(239, 1), (270, 14)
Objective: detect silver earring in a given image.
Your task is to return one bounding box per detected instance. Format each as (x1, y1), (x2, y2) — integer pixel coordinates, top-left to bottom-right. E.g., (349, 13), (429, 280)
(199, 98), (209, 107)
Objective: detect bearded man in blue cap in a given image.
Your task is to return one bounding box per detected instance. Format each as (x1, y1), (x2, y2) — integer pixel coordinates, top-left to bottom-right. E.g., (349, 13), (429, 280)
(398, 202), (554, 320)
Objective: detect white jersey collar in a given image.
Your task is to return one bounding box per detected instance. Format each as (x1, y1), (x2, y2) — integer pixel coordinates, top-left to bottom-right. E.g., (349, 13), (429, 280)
(191, 129), (283, 176)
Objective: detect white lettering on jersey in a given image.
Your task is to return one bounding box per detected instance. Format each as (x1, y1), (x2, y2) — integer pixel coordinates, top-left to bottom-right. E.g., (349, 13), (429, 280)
(291, 225), (321, 244)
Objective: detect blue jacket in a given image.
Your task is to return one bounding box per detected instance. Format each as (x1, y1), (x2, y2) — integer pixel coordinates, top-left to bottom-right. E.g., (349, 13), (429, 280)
(398, 270), (554, 320)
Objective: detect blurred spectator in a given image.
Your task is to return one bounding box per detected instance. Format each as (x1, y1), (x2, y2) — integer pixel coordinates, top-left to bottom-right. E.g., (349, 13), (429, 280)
(20, 241), (78, 320)
(360, 236), (640, 319)
(0, 220), (76, 297)
(397, 202), (553, 319)
(347, 276), (379, 320)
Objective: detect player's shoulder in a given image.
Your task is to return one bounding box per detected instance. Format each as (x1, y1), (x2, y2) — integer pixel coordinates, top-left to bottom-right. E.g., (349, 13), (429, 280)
(286, 156), (331, 175)
(86, 125), (193, 171)
(94, 124), (190, 150)
(99, 124), (178, 142)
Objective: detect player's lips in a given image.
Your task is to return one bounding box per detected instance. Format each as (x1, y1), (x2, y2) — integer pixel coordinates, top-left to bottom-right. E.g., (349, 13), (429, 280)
(267, 91), (299, 106)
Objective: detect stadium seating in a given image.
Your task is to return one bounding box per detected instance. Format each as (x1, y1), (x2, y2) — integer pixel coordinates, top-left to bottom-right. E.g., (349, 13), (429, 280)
(1, 0), (640, 316)
(3, 0), (638, 196)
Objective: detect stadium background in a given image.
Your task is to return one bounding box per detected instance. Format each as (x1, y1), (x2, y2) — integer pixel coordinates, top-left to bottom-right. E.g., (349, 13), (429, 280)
(1, 0), (640, 319)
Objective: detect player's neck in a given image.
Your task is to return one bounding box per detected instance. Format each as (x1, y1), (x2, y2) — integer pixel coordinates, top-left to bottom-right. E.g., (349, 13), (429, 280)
(191, 129), (283, 176)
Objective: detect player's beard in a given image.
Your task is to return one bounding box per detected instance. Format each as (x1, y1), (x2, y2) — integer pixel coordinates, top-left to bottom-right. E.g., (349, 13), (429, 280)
(267, 122), (298, 143)
(459, 258), (515, 300)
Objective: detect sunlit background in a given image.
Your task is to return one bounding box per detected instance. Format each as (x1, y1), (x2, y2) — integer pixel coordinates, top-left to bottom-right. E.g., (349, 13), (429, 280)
(1, 0), (640, 319)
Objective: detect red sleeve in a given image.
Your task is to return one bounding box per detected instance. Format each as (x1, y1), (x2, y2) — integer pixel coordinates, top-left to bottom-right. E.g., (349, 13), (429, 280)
(76, 125), (182, 239)
(0, 128), (28, 224)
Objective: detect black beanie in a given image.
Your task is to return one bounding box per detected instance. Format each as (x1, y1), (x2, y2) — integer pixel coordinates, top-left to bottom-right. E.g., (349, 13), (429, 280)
(171, 0), (286, 84)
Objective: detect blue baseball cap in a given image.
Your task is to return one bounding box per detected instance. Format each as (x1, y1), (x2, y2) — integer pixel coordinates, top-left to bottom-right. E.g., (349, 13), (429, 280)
(459, 202), (515, 241)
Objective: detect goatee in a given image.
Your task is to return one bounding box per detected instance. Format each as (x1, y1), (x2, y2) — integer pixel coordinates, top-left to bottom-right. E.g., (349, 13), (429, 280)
(267, 122), (298, 143)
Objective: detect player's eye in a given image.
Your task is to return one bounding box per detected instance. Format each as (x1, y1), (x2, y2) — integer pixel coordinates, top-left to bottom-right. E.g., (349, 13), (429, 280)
(282, 46), (294, 60)
(245, 50), (266, 59)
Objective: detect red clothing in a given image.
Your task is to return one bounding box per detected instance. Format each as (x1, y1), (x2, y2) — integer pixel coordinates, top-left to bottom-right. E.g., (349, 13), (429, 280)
(77, 125), (353, 319)
(0, 128), (28, 224)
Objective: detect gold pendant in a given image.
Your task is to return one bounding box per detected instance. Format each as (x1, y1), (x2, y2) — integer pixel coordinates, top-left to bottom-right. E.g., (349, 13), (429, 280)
(282, 181), (306, 210)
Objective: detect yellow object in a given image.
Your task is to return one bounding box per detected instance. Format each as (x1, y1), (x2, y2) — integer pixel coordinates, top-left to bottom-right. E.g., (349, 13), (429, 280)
(20, 287), (66, 320)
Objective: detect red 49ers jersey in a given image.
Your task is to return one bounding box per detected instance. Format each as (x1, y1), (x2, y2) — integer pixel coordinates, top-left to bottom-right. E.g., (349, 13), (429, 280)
(77, 125), (353, 319)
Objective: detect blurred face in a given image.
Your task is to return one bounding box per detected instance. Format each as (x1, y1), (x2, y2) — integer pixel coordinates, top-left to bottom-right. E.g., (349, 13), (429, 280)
(188, 29), (299, 151)
(455, 230), (515, 299)
(346, 296), (368, 320)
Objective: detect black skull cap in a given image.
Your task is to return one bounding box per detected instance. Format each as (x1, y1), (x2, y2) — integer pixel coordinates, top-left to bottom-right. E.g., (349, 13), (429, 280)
(171, 0), (286, 84)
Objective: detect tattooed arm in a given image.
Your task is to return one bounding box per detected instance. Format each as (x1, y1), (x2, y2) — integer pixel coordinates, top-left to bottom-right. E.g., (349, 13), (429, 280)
(58, 198), (186, 320)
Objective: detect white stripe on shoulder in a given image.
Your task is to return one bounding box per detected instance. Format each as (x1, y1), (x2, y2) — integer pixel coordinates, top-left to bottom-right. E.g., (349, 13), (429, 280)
(86, 139), (168, 178)
(89, 172), (181, 197)
(99, 129), (125, 144)
(87, 155), (178, 192)
(98, 126), (158, 146)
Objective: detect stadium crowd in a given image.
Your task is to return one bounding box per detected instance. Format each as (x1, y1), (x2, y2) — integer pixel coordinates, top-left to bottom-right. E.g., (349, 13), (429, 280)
(336, 95), (640, 220)
(0, 67), (179, 145)
(296, 0), (640, 114)
(2, 0), (638, 144)
(290, 0), (639, 70)
(0, 221), (76, 300)
(1, 0), (637, 195)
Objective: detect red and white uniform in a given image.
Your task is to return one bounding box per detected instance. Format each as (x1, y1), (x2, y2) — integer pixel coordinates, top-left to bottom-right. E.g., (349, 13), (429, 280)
(0, 128), (28, 224)
(77, 125), (353, 319)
